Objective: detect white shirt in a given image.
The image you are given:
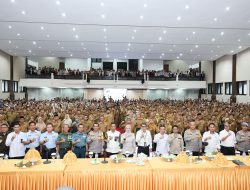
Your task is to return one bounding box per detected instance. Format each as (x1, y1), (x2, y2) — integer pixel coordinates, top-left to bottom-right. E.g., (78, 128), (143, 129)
(39, 131), (58, 149)
(202, 131), (220, 153)
(135, 130), (152, 149)
(26, 130), (41, 148)
(153, 133), (169, 155)
(106, 130), (120, 153)
(219, 130), (236, 147)
(5, 132), (27, 157)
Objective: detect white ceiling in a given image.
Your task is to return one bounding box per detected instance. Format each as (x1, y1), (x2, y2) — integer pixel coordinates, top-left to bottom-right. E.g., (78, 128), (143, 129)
(0, 0), (250, 63)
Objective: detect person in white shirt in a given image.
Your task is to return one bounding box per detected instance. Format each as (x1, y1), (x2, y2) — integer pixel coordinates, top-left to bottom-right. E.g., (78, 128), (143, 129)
(219, 122), (236, 155)
(136, 124), (152, 156)
(5, 122), (29, 159)
(106, 123), (121, 156)
(25, 121), (41, 153)
(153, 125), (169, 155)
(39, 123), (58, 159)
(202, 123), (220, 153)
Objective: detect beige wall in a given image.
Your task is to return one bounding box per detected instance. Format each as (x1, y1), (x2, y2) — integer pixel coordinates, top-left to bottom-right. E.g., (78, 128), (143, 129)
(0, 50), (10, 80)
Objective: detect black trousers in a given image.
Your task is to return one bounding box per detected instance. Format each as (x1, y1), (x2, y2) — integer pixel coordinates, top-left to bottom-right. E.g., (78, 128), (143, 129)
(25, 146), (40, 154)
(238, 150), (249, 155)
(42, 147), (57, 159)
(192, 151), (200, 156)
(9, 156), (24, 159)
(221, 146), (235, 155)
(106, 152), (119, 157)
(137, 146), (150, 157)
(59, 147), (71, 158)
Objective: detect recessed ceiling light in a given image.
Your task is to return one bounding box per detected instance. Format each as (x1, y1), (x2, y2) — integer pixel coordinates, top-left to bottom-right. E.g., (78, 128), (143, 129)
(177, 56), (180, 59)
(57, 42), (60, 45)
(225, 6), (230, 11)
(238, 46), (242, 49)
(72, 27), (76, 31)
(56, 1), (60, 5)
(8, 25), (12, 29)
(128, 43), (131, 46)
(173, 44), (176, 47)
(104, 43), (108, 46)
(100, 2), (104, 6)
(158, 36), (162, 41)
(213, 18), (218, 22)
(40, 26), (44, 30)
(248, 32), (250, 36)
(61, 12), (66, 17)
(101, 14), (105, 19)
(105, 47), (108, 51)
(148, 49), (151, 52)
(21, 11), (26, 15)
(103, 28), (107, 32)
(192, 31), (196, 35)
(185, 5), (189, 10)
(177, 16), (181, 21)
(28, 50), (32, 53)
(143, 3), (148, 8)
(17, 33), (21, 36)
(230, 50), (234, 53)
(210, 50), (214, 53)
(141, 55), (145, 59)
(11, 0), (15, 3)
(133, 29), (137, 33)
(124, 55), (127, 58)
(160, 56), (162, 59)
(238, 39), (241, 42)
(81, 42), (84, 46)
(163, 30), (167, 34)
(140, 15), (144, 19)
(38, 46), (42, 49)
(70, 54), (73, 57)
(8, 40), (11, 44)
(180, 53), (183, 56)
(195, 45), (199, 48)
(15, 46), (18, 49)
(190, 49), (193, 52)
(46, 34), (50, 38)
(220, 31), (224, 36)
(161, 53), (165, 56)
(131, 36), (135, 39)
(32, 41), (36, 45)
(211, 38), (216, 42)
(186, 37), (189, 41)
(127, 48), (130, 51)
(75, 35), (79, 39)
(169, 49), (173, 52)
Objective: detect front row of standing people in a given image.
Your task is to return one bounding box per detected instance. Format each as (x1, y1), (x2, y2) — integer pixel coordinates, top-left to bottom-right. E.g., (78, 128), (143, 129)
(2, 119), (250, 159)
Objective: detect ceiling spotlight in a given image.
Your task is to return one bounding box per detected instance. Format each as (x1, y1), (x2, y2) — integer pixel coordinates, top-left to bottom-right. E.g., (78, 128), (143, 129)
(32, 41), (36, 45)
(11, 0), (15, 3)
(15, 46), (18, 49)
(131, 36), (135, 39)
(163, 30), (167, 34)
(124, 55), (127, 58)
(158, 36), (162, 41)
(190, 49), (193, 52)
(101, 14), (105, 19)
(81, 42), (84, 46)
(192, 31), (196, 35)
(140, 15), (144, 19)
(128, 43), (131, 46)
(161, 53), (165, 56)
(143, 3), (148, 8)
(105, 47), (108, 51)
(238, 39), (241, 42)
(238, 46), (242, 49)
(8, 25), (12, 29)
(17, 33), (21, 36)
(46, 34), (50, 38)
(180, 53), (183, 56)
(70, 54), (73, 57)
(177, 16), (181, 21)
(127, 48), (130, 51)
(38, 46), (42, 49)
(105, 43), (108, 46)
(28, 50), (32, 53)
(61, 12), (66, 17)
(186, 37), (189, 41)
(148, 49), (151, 52)
(40, 26), (44, 30)
(213, 18), (218, 22)
(169, 49), (173, 52)
(185, 5), (189, 10)
(177, 56), (180, 59)
(133, 29), (137, 33)
(75, 35), (79, 39)
(8, 40), (11, 44)
(100, 2), (104, 6)
(21, 11), (26, 15)
(230, 50), (234, 53)
(142, 56), (145, 59)
(220, 31), (224, 36)
(195, 45), (199, 48)
(56, 1), (60, 5)
(211, 38), (216, 42)
(160, 56), (162, 59)
(225, 6), (230, 11)
(72, 27), (76, 31)
(103, 28), (107, 32)
(57, 42), (60, 45)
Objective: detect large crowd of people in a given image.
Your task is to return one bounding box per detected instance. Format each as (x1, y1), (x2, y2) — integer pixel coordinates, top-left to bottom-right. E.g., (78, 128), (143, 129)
(26, 65), (205, 80)
(0, 98), (249, 159)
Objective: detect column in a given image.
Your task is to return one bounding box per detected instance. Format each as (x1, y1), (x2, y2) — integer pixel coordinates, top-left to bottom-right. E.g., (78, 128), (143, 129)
(211, 60), (216, 101)
(198, 61), (202, 99)
(9, 56), (14, 100)
(138, 59), (143, 71)
(87, 58), (91, 70)
(113, 59), (117, 71)
(230, 54), (237, 103)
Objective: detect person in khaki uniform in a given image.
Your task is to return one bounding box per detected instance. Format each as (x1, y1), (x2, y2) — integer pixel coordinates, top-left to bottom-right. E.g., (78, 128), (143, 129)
(236, 122), (250, 155)
(19, 116), (29, 132)
(168, 125), (184, 155)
